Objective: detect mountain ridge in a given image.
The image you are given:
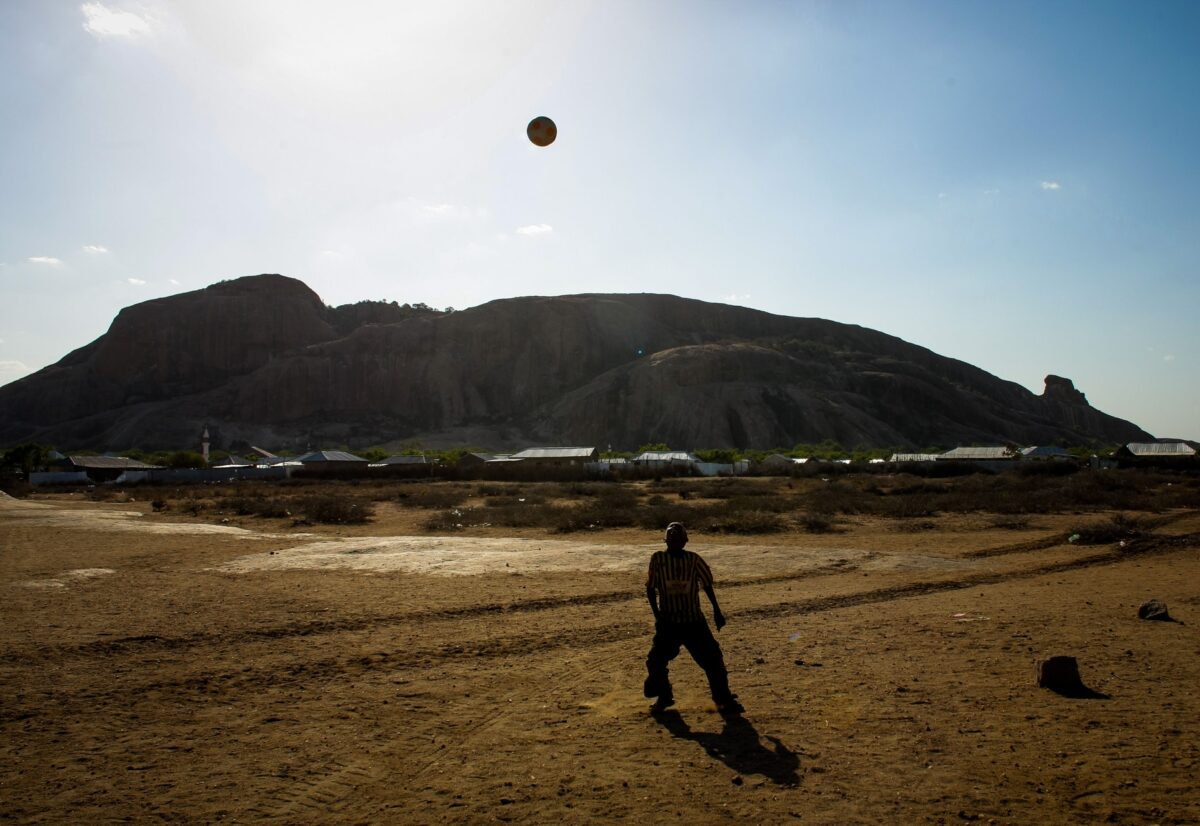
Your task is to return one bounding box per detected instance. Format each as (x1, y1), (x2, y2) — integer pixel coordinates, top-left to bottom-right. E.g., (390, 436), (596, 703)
(0, 274), (1153, 451)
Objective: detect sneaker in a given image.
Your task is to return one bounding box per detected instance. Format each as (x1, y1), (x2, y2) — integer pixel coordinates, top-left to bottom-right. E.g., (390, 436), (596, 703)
(649, 695), (675, 714)
(717, 696), (744, 716)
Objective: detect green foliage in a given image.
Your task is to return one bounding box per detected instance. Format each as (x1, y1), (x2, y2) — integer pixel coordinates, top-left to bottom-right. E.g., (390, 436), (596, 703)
(694, 448), (737, 464)
(1, 443), (52, 476)
(636, 443), (670, 453)
(787, 440), (846, 460)
(165, 451), (206, 469)
(359, 447), (389, 462)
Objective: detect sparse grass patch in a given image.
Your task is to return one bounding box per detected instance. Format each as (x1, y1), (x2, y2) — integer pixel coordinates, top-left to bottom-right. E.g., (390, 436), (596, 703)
(1069, 513), (1151, 545)
(893, 519), (937, 533)
(394, 487), (470, 508)
(698, 510), (786, 534)
(797, 512), (837, 533)
(300, 495), (373, 524)
(484, 494), (548, 507)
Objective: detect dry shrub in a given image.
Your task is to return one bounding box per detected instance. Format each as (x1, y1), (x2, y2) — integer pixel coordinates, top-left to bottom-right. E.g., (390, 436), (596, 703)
(893, 519), (937, 533)
(989, 515), (1031, 530)
(301, 495), (373, 524)
(696, 510), (785, 534)
(803, 482), (865, 515)
(798, 512), (836, 533)
(1069, 513), (1150, 545)
(392, 485), (471, 509)
(551, 500), (640, 533)
(484, 493), (548, 507)
(694, 479), (778, 499)
(0, 480), (32, 498)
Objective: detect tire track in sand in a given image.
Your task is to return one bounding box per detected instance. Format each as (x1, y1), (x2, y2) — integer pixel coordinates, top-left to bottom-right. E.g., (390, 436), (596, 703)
(5, 531), (1193, 723)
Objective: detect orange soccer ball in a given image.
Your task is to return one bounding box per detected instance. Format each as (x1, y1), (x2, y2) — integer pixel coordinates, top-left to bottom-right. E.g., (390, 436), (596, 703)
(527, 116), (557, 147)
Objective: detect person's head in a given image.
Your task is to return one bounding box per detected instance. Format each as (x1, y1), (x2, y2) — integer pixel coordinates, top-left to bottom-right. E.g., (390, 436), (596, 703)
(665, 521), (688, 551)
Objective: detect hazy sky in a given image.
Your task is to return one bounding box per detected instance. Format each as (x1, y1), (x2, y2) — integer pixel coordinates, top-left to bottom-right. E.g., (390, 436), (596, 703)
(1, 1), (1197, 440)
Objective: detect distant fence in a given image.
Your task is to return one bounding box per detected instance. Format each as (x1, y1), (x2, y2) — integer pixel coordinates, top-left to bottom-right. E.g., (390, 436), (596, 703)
(29, 471), (92, 486)
(31, 466), (296, 486)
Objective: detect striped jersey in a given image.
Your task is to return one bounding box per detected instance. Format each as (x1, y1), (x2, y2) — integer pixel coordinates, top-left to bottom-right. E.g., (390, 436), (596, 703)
(647, 550), (713, 623)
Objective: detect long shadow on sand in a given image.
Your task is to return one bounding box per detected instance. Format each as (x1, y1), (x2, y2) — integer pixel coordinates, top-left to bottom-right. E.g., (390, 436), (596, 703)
(652, 710), (801, 786)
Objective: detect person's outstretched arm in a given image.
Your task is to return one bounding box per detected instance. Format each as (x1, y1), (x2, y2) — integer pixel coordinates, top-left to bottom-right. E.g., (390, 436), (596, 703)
(704, 584), (726, 631)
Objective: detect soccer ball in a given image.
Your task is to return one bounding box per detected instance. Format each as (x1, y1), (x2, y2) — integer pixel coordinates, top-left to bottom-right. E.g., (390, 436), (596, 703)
(527, 116), (557, 147)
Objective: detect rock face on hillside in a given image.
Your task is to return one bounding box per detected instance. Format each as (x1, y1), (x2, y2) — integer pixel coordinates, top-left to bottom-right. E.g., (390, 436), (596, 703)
(0, 274), (1154, 450)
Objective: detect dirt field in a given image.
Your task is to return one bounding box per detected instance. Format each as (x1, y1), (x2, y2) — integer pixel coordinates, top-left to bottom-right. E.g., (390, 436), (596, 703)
(3, 479), (1199, 824)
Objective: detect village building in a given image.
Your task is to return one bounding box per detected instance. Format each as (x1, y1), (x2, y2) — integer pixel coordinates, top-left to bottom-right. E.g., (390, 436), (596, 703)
(1115, 441), (1196, 467)
(632, 450), (699, 467)
(1020, 446), (1075, 460)
(370, 455), (432, 466)
(40, 455), (160, 484)
(1116, 441), (1196, 459)
(889, 453), (940, 462)
(296, 450), (369, 472)
(937, 446), (1015, 461)
(756, 453), (794, 469)
(454, 452), (498, 470)
(508, 447), (598, 466)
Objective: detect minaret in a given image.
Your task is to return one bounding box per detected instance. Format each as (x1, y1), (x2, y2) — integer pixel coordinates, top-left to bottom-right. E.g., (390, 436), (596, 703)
(201, 427), (210, 466)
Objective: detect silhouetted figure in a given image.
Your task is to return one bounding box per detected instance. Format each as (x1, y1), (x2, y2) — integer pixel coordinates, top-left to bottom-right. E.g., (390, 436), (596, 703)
(644, 521), (743, 715)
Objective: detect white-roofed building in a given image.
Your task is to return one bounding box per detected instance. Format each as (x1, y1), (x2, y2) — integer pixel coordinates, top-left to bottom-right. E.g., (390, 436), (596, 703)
(632, 450), (699, 467)
(509, 447), (598, 465)
(889, 453), (940, 462)
(937, 446), (1015, 461)
(1117, 441), (1196, 458)
(1020, 446), (1075, 460)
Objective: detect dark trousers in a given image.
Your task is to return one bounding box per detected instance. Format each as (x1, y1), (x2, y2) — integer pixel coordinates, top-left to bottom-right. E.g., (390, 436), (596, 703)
(644, 619), (734, 703)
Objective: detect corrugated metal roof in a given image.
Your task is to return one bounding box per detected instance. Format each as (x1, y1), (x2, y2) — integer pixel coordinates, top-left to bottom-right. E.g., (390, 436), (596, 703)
(1020, 446), (1074, 459)
(377, 455), (430, 464)
(511, 447), (597, 459)
(213, 455), (251, 468)
(68, 455), (160, 469)
(1124, 442), (1196, 457)
(938, 446), (1013, 460)
(633, 451), (697, 463)
(297, 450), (367, 463)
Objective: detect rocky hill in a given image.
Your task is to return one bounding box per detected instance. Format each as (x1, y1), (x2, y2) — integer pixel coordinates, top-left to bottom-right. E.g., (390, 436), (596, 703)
(0, 274), (1152, 451)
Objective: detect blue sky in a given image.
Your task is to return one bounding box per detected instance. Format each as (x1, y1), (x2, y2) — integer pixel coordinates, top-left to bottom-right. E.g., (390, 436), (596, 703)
(1, 1), (1196, 440)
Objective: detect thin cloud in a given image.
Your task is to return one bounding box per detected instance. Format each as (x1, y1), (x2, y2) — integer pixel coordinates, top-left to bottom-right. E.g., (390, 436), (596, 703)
(1163, 354), (1176, 362)
(515, 224), (553, 236)
(81, 3), (152, 38)
(1040, 180), (1062, 190)
(982, 188), (1000, 196)
(83, 244), (109, 254)
(126, 277), (146, 286)
(27, 256), (62, 265)
(722, 293), (752, 303)
(169, 278), (181, 285)
(0, 360), (32, 381)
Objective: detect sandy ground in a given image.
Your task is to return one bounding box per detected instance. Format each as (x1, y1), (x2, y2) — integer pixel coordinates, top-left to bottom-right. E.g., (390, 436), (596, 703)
(2, 490), (1199, 824)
